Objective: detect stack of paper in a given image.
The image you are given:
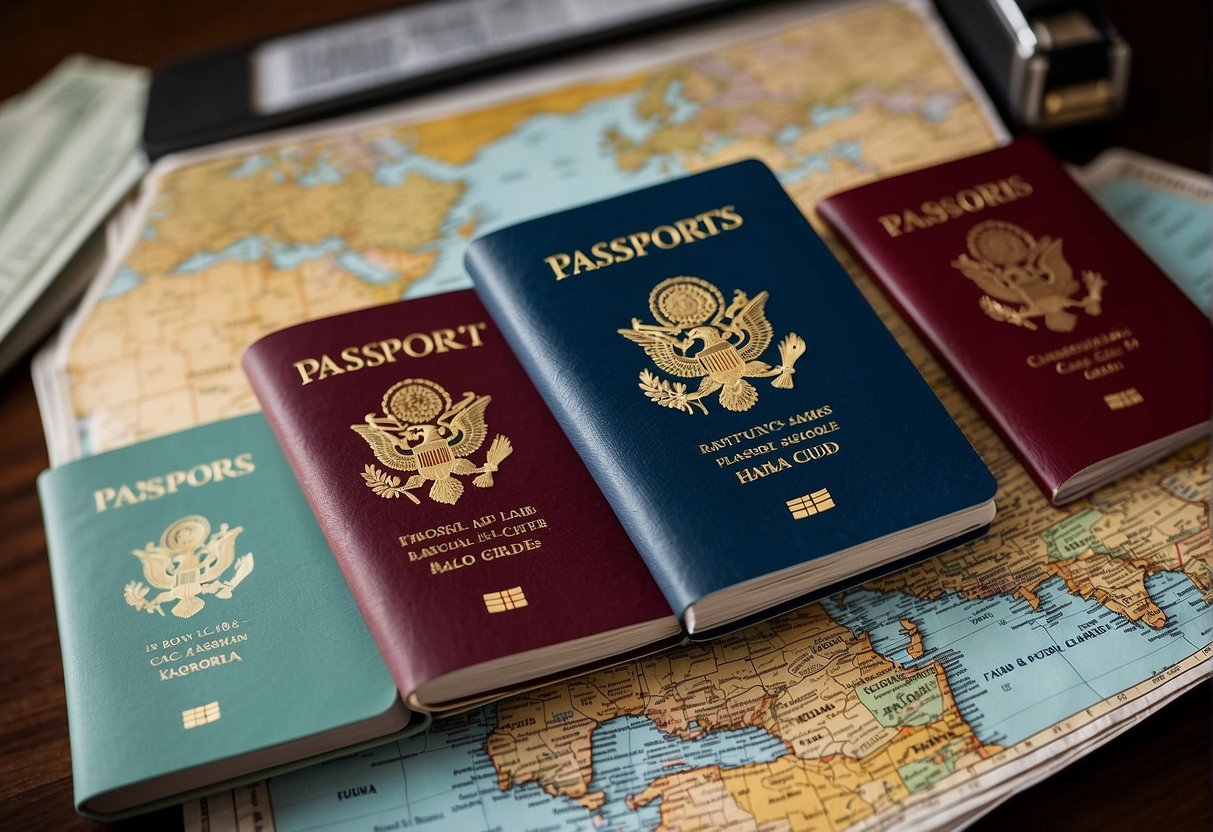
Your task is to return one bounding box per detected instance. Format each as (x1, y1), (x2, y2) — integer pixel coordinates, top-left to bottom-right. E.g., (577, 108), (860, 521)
(0, 55), (146, 374)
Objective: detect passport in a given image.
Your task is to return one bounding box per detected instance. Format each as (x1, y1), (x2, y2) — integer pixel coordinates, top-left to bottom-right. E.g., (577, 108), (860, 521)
(241, 291), (680, 711)
(818, 138), (1212, 504)
(466, 160), (997, 638)
(37, 414), (422, 819)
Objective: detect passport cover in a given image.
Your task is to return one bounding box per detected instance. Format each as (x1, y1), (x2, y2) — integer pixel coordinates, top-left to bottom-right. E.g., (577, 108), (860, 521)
(466, 159), (996, 635)
(37, 414), (418, 819)
(241, 290), (677, 709)
(818, 138), (1212, 503)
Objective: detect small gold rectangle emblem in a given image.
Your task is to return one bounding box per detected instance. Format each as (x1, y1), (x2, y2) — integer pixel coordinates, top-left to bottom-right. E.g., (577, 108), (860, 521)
(484, 586), (528, 613)
(182, 701), (221, 730)
(1103, 388), (1144, 410)
(786, 488), (835, 519)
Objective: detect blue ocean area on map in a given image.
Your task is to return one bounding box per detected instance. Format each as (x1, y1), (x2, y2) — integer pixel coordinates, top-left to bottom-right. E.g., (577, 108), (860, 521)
(228, 155), (271, 177)
(269, 709), (576, 832)
(177, 236), (266, 272)
(272, 238), (344, 269)
(822, 571), (1212, 747)
(663, 80), (698, 124)
(269, 707), (788, 832)
(810, 102), (855, 126)
(91, 65), (969, 314)
(781, 140), (866, 184)
(263, 571), (1213, 832)
(101, 88), (689, 306)
(337, 250), (396, 283)
(587, 716), (788, 829)
(100, 265), (142, 299)
(374, 90), (685, 297)
(300, 154), (343, 186)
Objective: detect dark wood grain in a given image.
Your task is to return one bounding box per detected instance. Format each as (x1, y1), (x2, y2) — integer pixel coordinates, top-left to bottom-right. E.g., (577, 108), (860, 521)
(0, 1), (1207, 829)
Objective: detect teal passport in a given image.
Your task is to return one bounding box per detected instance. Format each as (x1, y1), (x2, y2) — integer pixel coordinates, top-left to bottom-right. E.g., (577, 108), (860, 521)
(467, 160), (997, 638)
(38, 414), (421, 819)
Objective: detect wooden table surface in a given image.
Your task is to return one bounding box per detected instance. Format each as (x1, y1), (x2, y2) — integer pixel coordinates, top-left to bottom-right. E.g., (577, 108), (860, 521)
(0, 1), (1208, 829)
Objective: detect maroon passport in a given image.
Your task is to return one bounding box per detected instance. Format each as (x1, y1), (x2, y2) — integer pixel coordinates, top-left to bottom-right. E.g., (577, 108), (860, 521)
(819, 138), (1211, 504)
(242, 291), (678, 712)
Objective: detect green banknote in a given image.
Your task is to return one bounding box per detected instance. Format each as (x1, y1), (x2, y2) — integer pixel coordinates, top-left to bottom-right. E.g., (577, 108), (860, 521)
(0, 55), (147, 373)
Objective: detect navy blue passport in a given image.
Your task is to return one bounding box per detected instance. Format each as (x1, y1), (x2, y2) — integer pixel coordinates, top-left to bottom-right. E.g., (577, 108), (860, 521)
(466, 160), (995, 638)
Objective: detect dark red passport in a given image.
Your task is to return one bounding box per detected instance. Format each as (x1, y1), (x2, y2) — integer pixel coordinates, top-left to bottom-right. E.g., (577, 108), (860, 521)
(242, 291), (678, 711)
(819, 138), (1211, 504)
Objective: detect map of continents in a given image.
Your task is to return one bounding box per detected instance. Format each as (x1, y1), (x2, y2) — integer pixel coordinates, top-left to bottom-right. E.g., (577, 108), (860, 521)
(63, 1), (999, 454)
(258, 433), (1208, 832)
(56, 2), (1208, 830)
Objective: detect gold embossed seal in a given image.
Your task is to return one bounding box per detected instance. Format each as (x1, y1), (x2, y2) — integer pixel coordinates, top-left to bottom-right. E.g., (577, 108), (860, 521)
(951, 220), (1106, 332)
(352, 378), (513, 505)
(123, 515), (254, 619)
(618, 276), (806, 415)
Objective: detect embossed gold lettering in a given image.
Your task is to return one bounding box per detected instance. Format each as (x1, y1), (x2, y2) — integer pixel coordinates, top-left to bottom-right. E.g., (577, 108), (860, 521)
(543, 205), (745, 279)
(543, 253), (572, 279)
(480, 539), (542, 560)
(571, 249), (598, 274)
(735, 457), (792, 484)
(94, 455), (257, 511)
(291, 322), (490, 384)
(718, 204), (744, 229)
(651, 225), (682, 249)
(792, 441), (841, 463)
(402, 333), (433, 358)
(339, 346), (366, 371)
(876, 176), (1035, 237)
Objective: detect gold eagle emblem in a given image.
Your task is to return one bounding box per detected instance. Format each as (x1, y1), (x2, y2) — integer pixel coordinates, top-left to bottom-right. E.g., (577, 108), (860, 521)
(123, 515), (254, 619)
(618, 276), (806, 415)
(351, 378), (513, 505)
(951, 220), (1106, 332)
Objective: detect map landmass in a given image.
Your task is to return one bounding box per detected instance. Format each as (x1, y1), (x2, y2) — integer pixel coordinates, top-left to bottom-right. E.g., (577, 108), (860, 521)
(51, 3), (1209, 830)
(489, 604), (1000, 825)
(64, 2), (997, 454)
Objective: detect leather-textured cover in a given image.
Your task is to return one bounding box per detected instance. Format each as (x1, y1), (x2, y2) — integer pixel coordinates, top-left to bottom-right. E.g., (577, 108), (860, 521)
(241, 291), (676, 706)
(465, 160), (996, 628)
(819, 138), (1212, 503)
(37, 414), (417, 819)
